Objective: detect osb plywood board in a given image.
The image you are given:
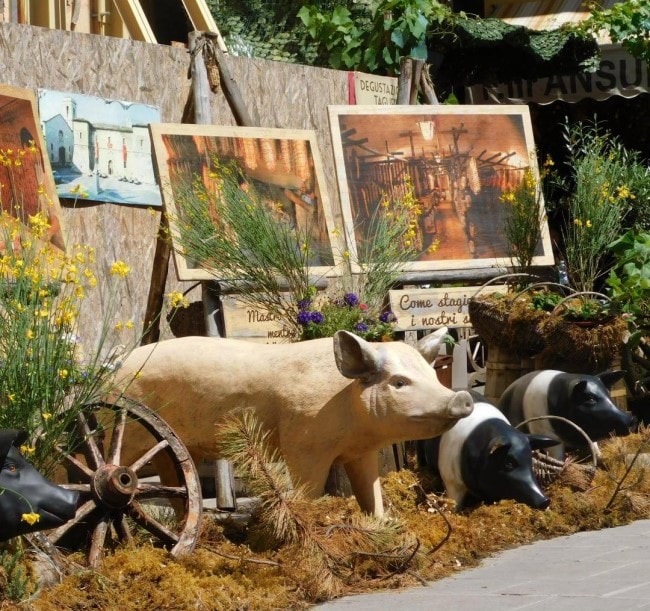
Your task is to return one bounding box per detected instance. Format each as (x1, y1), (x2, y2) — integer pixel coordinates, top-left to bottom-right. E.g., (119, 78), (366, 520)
(0, 23), (350, 353)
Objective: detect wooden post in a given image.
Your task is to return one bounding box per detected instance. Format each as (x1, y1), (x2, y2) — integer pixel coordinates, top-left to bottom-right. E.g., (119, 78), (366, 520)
(393, 56), (440, 470)
(187, 31), (242, 511)
(397, 57), (413, 104)
(410, 60), (423, 104)
(420, 64), (439, 104)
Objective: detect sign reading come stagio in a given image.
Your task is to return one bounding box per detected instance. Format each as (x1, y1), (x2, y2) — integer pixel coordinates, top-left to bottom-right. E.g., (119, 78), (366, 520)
(389, 285), (508, 331)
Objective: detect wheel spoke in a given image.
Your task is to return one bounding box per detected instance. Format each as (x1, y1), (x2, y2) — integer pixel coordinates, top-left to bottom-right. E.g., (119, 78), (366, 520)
(129, 439), (170, 473)
(56, 445), (94, 479)
(59, 483), (92, 495)
(47, 499), (98, 543)
(107, 407), (127, 465)
(136, 483), (189, 500)
(76, 411), (105, 469)
(113, 513), (134, 545)
(127, 501), (179, 546)
(88, 513), (110, 568)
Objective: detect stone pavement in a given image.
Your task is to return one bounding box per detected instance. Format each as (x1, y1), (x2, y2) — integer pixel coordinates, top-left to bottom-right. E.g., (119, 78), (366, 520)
(317, 519), (650, 610)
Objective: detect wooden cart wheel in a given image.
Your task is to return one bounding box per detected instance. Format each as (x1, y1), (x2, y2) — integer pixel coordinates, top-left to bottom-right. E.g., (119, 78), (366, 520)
(45, 396), (202, 568)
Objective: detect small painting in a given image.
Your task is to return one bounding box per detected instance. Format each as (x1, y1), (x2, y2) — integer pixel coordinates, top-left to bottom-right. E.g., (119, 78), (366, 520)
(328, 104), (554, 274)
(149, 123), (343, 281)
(0, 85), (65, 251)
(38, 89), (162, 207)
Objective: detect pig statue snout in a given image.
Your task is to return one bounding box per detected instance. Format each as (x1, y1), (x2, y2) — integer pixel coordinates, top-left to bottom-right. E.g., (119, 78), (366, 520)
(448, 390), (474, 419)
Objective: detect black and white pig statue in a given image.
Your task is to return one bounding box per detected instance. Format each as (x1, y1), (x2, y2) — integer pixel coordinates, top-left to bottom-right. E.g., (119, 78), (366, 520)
(0, 429), (79, 541)
(418, 392), (558, 510)
(498, 370), (636, 459)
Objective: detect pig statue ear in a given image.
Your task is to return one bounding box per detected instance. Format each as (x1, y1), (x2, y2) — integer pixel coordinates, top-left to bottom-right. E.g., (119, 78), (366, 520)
(0, 429), (28, 464)
(416, 327), (449, 365)
(487, 436), (512, 459)
(333, 330), (381, 380)
(597, 370), (625, 389)
(527, 434), (561, 451)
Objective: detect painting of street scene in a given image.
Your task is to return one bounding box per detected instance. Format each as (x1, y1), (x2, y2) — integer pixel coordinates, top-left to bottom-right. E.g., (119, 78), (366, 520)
(149, 123), (343, 281)
(329, 105), (554, 273)
(0, 85), (65, 251)
(38, 89), (162, 207)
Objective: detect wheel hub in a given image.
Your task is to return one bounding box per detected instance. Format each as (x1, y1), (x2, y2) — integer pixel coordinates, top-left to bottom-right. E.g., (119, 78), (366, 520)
(91, 464), (138, 509)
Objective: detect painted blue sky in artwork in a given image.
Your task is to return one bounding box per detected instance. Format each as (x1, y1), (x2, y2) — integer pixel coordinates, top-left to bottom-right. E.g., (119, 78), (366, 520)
(38, 89), (160, 127)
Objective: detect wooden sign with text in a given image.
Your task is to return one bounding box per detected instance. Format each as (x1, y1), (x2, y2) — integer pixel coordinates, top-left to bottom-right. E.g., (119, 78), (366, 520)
(349, 72), (398, 105)
(221, 294), (298, 344)
(389, 285), (508, 330)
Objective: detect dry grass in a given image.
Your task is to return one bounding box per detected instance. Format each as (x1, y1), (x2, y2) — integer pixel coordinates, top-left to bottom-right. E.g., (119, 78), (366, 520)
(15, 429), (650, 611)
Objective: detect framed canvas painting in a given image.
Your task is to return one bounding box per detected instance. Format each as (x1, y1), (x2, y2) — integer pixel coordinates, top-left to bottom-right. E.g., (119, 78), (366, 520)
(149, 123), (343, 281)
(328, 105), (554, 274)
(0, 84), (65, 251)
(38, 89), (162, 207)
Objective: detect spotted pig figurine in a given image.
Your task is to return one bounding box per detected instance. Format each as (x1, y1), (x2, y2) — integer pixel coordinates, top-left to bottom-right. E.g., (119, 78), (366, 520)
(498, 370), (636, 459)
(115, 330), (474, 516)
(418, 391), (558, 510)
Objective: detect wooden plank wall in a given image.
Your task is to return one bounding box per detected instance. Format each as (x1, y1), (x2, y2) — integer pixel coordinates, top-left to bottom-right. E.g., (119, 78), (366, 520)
(0, 22), (349, 355)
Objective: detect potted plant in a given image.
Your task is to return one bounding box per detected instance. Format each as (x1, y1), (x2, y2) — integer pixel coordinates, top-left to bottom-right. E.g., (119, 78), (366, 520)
(536, 292), (628, 373)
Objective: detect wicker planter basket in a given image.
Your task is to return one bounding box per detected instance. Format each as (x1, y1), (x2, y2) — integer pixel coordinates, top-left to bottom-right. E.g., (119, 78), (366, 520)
(521, 415), (599, 489)
(467, 296), (512, 348)
(468, 273), (538, 350)
(535, 292), (628, 373)
(507, 282), (573, 358)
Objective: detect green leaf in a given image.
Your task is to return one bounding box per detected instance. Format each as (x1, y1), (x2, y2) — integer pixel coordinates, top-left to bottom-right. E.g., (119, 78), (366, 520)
(391, 29), (405, 48)
(409, 39), (428, 59)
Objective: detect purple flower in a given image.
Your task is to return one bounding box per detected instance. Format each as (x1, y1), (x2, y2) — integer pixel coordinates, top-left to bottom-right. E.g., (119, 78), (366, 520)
(343, 292), (359, 307)
(297, 298), (312, 310)
(297, 310), (312, 326)
(379, 311), (396, 323)
(310, 311), (325, 324)
(355, 322), (369, 333)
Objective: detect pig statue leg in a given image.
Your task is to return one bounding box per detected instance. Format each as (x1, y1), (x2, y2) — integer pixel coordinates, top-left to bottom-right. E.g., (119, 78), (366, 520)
(343, 452), (383, 516)
(282, 450), (333, 502)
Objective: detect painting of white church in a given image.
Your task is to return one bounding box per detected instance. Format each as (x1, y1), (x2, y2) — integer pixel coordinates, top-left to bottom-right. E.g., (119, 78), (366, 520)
(38, 89), (162, 207)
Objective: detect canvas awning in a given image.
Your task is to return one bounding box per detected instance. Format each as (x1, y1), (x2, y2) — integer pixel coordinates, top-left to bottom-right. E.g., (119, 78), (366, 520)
(465, 0), (649, 104)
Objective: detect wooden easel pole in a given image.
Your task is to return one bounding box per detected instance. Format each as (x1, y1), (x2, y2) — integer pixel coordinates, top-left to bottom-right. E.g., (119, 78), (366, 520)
(141, 53), (198, 346)
(144, 32), (256, 511)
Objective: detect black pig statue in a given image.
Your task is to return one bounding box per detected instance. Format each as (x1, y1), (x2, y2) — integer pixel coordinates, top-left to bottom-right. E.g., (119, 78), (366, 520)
(418, 391), (558, 510)
(0, 429), (79, 541)
(498, 370), (636, 459)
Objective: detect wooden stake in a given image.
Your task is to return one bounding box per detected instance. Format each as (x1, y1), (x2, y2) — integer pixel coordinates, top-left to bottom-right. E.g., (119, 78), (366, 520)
(420, 64), (439, 104)
(397, 57), (413, 104)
